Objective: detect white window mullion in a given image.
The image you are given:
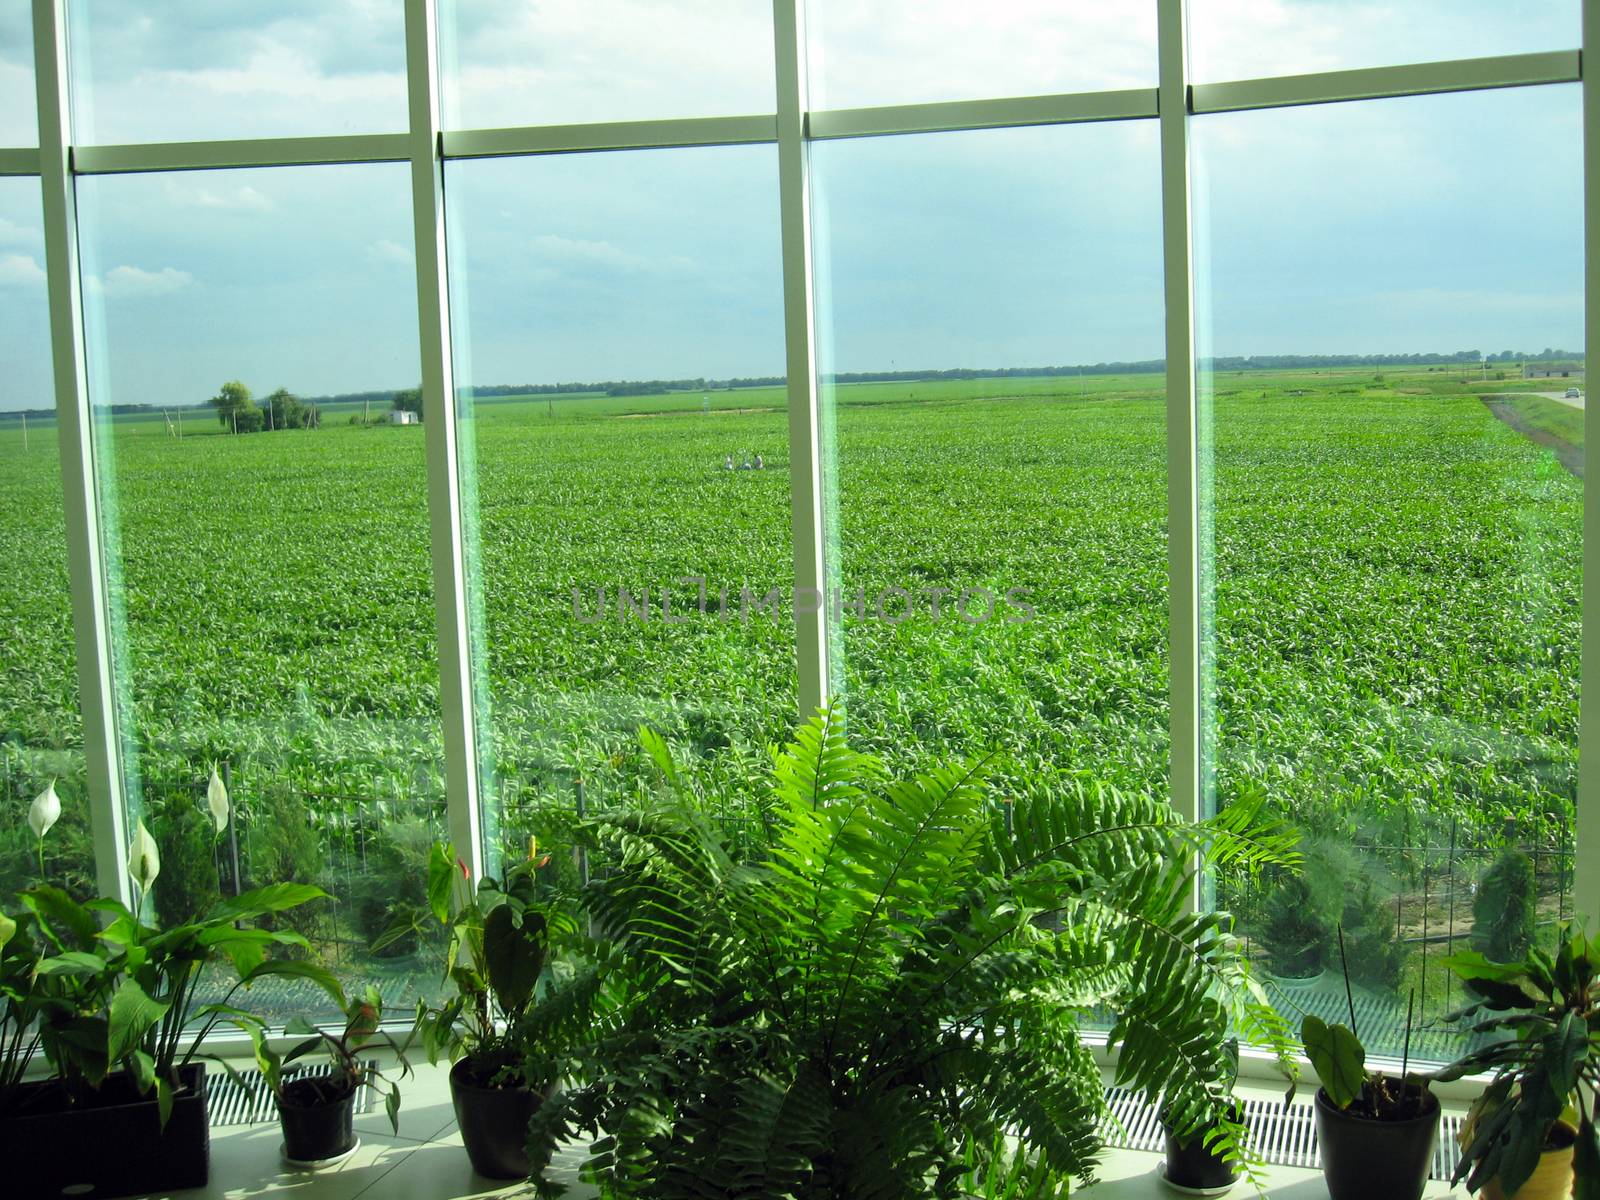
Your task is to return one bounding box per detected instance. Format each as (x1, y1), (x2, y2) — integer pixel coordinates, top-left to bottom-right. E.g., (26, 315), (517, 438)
(32, 0), (132, 906)
(1158, 0), (1203, 903)
(773, 0), (831, 719)
(403, 0), (485, 880)
(1575, 0), (1599, 923)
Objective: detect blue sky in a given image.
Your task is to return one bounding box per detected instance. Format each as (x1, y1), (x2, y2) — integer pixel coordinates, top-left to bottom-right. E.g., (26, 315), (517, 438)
(0, 1), (1586, 412)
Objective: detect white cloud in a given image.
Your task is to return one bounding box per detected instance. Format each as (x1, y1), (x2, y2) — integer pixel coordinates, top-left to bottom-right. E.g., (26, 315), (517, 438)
(0, 216), (38, 249)
(530, 234), (694, 276)
(97, 265), (194, 299)
(165, 180), (274, 212)
(0, 253), (45, 286)
(365, 238), (413, 265)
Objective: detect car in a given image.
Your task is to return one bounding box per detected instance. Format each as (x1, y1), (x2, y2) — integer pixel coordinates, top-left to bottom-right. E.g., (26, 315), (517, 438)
(1566, 387), (1581, 398)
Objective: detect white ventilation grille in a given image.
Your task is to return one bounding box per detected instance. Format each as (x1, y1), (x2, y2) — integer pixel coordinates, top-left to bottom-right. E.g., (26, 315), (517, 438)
(1099, 1086), (1467, 1182)
(206, 1062), (380, 1128)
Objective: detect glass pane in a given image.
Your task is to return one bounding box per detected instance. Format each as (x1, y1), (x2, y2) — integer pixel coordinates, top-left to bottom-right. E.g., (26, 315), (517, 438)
(0, 0), (34, 145)
(1195, 85), (1583, 1060)
(445, 145), (791, 869)
(67, 1), (406, 144)
(441, 0), (774, 130)
(0, 178), (95, 898)
(77, 164), (443, 1021)
(1192, 0), (1580, 83)
(807, 0), (1156, 110)
(811, 122), (1168, 801)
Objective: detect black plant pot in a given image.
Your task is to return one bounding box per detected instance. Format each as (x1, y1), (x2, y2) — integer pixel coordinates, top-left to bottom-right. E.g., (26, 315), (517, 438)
(0, 1062), (210, 1198)
(1161, 1103), (1242, 1193)
(278, 1076), (357, 1164)
(449, 1057), (548, 1180)
(1314, 1085), (1440, 1200)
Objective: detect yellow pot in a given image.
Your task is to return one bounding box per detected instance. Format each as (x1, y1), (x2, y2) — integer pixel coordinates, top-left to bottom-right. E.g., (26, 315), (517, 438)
(1480, 1141), (1575, 1200)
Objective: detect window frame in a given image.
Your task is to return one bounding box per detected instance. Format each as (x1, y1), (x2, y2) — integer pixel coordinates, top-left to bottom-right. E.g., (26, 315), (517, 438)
(2, 0), (1593, 1069)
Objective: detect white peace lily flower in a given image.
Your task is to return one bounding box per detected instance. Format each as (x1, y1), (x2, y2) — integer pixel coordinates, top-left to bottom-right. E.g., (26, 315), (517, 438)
(207, 764), (230, 833)
(129, 819), (161, 892)
(28, 779), (60, 841)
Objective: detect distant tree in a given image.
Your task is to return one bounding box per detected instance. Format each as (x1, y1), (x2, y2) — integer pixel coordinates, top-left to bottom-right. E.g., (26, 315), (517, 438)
(208, 380), (260, 433)
(264, 387), (315, 430)
(392, 386), (423, 421)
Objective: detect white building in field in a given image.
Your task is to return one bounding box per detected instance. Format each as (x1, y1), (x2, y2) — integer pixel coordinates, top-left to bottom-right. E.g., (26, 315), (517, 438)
(1524, 362), (1585, 380)
(389, 410), (419, 425)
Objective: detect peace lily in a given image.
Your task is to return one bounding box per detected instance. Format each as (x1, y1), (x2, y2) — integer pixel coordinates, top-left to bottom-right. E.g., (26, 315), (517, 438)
(129, 818), (161, 893)
(207, 763), (230, 834)
(28, 778), (60, 840)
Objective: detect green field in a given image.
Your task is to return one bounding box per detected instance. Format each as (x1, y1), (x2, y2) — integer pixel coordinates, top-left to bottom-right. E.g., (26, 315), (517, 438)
(0, 365), (1581, 1037)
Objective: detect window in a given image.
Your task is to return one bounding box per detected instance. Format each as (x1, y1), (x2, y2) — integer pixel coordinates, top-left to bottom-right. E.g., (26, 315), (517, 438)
(806, 0), (1156, 109)
(2, 1), (1590, 1069)
(440, 0), (775, 129)
(1195, 83), (1584, 1058)
(76, 163), (444, 1017)
(0, 0), (34, 145)
(812, 122), (1168, 795)
(66, 1), (407, 143)
(1191, 0), (1580, 83)
(445, 144), (792, 866)
(0, 177), (94, 898)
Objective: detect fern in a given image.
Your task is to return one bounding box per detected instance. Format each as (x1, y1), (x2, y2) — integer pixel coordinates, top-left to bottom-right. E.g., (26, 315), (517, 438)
(530, 706), (1299, 1198)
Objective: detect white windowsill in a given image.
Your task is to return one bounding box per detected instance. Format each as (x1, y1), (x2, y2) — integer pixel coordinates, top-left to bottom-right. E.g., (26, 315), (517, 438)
(116, 1069), (1477, 1200)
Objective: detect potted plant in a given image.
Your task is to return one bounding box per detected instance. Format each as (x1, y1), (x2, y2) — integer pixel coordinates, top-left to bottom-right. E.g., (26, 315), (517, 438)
(229, 985), (411, 1167)
(0, 818), (333, 1198)
(1159, 1040), (1252, 1195)
(1299, 933), (1438, 1200)
(1434, 924), (1600, 1200)
(524, 707), (1299, 1199)
(397, 839), (564, 1179)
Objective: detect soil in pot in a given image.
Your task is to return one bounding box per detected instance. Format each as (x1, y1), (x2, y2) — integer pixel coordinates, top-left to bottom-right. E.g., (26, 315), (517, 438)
(1161, 1102), (1242, 1193)
(1314, 1082), (1439, 1200)
(1480, 1121), (1576, 1200)
(449, 1057), (553, 1180)
(278, 1075), (357, 1165)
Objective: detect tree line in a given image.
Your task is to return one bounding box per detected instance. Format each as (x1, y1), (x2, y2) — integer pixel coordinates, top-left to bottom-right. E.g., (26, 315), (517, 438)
(208, 380), (319, 433)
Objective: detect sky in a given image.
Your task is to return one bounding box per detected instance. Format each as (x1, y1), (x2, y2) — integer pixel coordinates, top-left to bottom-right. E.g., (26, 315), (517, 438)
(0, 0), (1587, 412)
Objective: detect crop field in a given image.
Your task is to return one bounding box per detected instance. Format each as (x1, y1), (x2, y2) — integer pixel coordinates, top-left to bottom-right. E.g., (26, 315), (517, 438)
(0, 364), (1581, 1043)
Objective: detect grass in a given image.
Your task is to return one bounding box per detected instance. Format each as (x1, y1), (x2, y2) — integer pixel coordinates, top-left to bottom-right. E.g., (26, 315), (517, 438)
(0, 364), (1581, 1038)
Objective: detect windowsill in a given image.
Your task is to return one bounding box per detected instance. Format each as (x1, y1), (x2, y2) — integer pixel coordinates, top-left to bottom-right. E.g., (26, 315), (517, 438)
(121, 1069), (1478, 1199)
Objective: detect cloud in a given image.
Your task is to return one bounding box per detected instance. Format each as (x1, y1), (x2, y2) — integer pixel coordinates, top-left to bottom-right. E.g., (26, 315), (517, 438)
(165, 181), (274, 212)
(529, 234), (695, 276)
(97, 265), (194, 298)
(0, 253), (45, 286)
(365, 238), (413, 266)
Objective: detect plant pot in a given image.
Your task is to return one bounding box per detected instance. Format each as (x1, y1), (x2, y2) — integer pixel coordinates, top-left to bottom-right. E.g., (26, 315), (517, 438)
(1161, 1103), (1241, 1194)
(1314, 1084), (1439, 1200)
(278, 1075), (357, 1165)
(1268, 968), (1326, 993)
(0, 1061), (210, 1198)
(1479, 1122), (1576, 1200)
(449, 1057), (549, 1179)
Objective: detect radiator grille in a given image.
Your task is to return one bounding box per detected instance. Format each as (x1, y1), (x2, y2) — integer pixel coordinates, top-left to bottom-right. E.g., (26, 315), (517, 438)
(206, 1062), (380, 1128)
(1099, 1087), (1466, 1182)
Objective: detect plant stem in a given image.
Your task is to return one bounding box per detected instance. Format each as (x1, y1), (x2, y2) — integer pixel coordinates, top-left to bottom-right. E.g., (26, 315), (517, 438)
(1337, 924), (1358, 1041)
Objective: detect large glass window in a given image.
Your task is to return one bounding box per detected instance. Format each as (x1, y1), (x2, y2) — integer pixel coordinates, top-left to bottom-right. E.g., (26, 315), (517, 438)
(0, 0), (34, 145)
(1195, 83), (1584, 1059)
(1191, 0), (1581, 83)
(66, 2), (407, 144)
(76, 164), (444, 1018)
(440, 0), (775, 130)
(445, 145), (791, 867)
(806, 0), (1156, 110)
(811, 121), (1168, 804)
(0, 178), (94, 899)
